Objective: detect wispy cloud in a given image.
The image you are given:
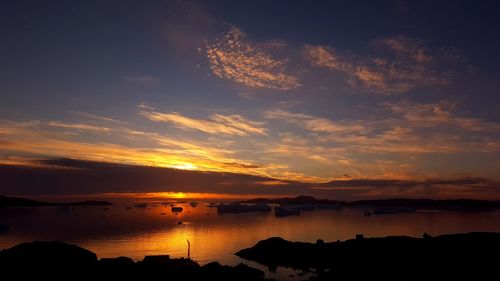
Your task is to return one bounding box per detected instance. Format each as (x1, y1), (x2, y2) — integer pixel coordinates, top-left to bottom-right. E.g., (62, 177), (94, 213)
(0, 117), (271, 177)
(304, 36), (457, 94)
(265, 109), (366, 133)
(383, 100), (500, 132)
(70, 111), (127, 125)
(206, 27), (300, 90)
(264, 101), (500, 159)
(140, 105), (267, 136)
(48, 121), (113, 133)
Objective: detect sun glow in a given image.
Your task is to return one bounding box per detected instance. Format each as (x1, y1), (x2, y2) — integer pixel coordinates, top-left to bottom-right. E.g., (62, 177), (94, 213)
(170, 163), (197, 170)
(100, 192), (289, 200)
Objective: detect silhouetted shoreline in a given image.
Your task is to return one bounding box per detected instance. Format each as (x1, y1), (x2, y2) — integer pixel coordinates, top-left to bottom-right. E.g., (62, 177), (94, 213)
(2, 232), (499, 280)
(237, 232), (500, 280)
(0, 241), (268, 280)
(3, 194), (500, 212)
(241, 195), (500, 211)
(0, 195), (112, 208)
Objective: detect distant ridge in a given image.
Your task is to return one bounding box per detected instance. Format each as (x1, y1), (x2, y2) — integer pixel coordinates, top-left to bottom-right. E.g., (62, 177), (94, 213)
(0, 195), (112, 208)
(240, 196), (500, 211)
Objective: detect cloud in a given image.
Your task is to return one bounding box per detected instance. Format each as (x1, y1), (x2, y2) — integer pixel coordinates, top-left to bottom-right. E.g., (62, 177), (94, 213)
(70, 111), (126, 124)
(265, 109), (367, 133)
(0, 117), (270, 178)
(2, 158), (499, 200)
(140, 106), (267, 136)
(312, 177), (500, 200)
(383, 100), (500, 132)
(304, 36), (456, 94)
(265, 99), (500, 155)
(48, 121), (113, 133)
(206, 27), (301, 90)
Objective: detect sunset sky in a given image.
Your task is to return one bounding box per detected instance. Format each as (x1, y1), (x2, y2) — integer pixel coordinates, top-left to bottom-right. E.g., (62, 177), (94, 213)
(1, 1), (500, 199)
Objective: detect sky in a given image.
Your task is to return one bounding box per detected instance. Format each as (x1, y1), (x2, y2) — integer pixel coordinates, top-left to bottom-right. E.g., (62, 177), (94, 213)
(1, 0), (500, 199)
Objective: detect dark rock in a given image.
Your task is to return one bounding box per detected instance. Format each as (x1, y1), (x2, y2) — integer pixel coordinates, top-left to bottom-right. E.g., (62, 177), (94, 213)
(0, 241), (98, 278)
(236, 232), (500, 280)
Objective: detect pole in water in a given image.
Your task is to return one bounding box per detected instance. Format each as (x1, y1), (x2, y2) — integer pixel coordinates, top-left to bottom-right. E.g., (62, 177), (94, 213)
(187, 239), (190, 259)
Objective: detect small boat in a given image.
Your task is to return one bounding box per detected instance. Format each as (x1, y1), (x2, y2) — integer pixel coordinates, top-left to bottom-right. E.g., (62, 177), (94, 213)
(190, 202), (198, 207)
(171, 206), (183, 213)
(177, 221), (183, 225)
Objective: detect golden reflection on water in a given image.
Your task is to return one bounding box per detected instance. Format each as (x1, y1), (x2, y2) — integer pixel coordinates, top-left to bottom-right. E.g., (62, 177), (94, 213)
(3, 201), (500, 268)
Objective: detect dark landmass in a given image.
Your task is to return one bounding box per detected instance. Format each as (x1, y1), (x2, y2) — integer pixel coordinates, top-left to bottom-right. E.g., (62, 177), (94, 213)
(236, 232), (500, 280)
(348, 198), (500, 211)
(3, 233), (500, 280)
(0, 195), (112, 208)
(69, 200), (113, 206)
(241, 195), (342, 206)
(241, 196), (500, 211)
(0, 241), (269, 281)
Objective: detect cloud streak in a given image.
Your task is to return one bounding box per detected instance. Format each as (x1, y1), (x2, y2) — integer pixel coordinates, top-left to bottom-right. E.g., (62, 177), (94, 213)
(140, 106), (267, 136)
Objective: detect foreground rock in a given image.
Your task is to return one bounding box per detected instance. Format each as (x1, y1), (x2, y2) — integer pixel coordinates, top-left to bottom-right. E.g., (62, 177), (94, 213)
(0, 241), (269, 280)
(236, 232), (500, 280)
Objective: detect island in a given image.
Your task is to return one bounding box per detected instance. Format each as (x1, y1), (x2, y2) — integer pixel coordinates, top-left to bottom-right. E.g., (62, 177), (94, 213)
(240, 196), (500, 212)
(0, 195), (112, 208)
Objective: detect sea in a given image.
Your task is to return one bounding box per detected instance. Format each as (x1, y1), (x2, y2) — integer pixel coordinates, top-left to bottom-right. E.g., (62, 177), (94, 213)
(2, 200), (500, 279)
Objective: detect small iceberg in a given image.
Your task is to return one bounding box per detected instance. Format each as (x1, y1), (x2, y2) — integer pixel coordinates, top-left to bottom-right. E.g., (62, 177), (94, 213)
(216, 203), (271, 214)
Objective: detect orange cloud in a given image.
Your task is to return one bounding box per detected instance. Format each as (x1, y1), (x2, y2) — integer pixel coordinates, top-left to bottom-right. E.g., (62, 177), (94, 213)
(206, 27), (300, 90)
(140, 106), (267, 136)
(304, 36), (454, 94)
(265, 109), (366, 133)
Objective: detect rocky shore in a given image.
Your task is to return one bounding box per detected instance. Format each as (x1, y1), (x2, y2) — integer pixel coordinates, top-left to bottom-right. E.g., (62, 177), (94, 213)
(237, 232), (500, 280)
(2, 232), (499, 280)
(0, 241), (268, 280)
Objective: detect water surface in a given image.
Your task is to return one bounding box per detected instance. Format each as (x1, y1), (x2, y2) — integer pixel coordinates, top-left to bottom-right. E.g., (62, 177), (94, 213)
(2, 202), (500, 278)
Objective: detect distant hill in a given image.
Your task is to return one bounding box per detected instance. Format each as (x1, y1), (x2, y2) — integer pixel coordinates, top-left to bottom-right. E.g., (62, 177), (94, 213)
(241, 196), (500, 211)
(240, 195), (342, 205)
(0, 195), (112, 208)
(348, 198), (500, 210)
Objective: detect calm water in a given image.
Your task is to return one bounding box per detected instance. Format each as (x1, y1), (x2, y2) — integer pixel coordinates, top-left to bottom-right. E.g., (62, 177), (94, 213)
(2, 202), (500, 277)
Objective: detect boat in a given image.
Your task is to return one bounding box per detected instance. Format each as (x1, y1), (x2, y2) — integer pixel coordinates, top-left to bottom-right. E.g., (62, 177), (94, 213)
(171, 206), (183, 213)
